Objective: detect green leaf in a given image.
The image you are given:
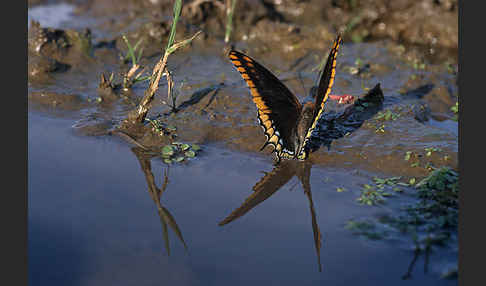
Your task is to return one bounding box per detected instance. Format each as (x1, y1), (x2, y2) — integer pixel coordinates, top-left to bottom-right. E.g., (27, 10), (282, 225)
(181, 143), (190, 151)
(373, 177), (385, 184)
(191, 144), (201, 151)
(185, 150), (196, 158)
(162, 145), (174, 157)
(404, 151), (412, 161)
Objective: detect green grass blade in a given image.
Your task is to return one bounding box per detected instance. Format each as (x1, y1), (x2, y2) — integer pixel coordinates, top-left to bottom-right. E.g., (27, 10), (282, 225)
(137, 46), (145, 63)
(166, 0), (183, 52)
(122, 35), (137, 66)
(133, 38), (143, 52)
(225, 0), (238, 43)
(132, 76), (152, 84)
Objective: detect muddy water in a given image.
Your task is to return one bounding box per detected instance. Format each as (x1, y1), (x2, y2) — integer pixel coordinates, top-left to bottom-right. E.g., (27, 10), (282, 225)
(28, 1), (458, 285)
(29, 112), (456, 286)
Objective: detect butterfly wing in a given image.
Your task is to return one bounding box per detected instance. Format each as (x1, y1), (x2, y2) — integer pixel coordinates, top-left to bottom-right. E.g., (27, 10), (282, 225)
(229, 50), (302, 160)
(299, 35), (342, 158)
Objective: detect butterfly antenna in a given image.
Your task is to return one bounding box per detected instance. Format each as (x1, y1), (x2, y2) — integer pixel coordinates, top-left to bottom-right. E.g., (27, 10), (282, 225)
(297, 71), (307, 97)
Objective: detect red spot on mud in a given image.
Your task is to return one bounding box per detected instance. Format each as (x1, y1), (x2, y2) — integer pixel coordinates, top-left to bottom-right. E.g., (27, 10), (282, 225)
(329, 94), (355, 104)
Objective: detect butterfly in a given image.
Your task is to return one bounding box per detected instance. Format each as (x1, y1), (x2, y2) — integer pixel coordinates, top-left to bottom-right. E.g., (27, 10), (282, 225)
(228, 35), (342, 162)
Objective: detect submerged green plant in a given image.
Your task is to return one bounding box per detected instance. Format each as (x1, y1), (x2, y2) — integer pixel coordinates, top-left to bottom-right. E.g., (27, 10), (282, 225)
(348, 166), (459, 277)
(415, 167), (458, 203)
(373, 176), (402, 188)
(346, 167), (459, 279)
(161, 142), (202, 164)
(357, 184), (391, 205)
(357, 175), (415, 206)
(374, 109), (400, 121)
(345, 219), (388, 240)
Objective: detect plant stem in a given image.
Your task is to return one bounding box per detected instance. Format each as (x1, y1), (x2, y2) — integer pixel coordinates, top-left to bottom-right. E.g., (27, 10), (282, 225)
(225, 0), (237, 43)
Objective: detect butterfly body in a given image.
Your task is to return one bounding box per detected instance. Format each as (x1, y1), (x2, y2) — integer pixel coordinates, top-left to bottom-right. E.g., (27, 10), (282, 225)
(229, 35), (341, 162)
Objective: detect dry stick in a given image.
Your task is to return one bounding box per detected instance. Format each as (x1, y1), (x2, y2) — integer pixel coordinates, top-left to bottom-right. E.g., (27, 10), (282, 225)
(126, 64), (142, 80)
(126, 52), (170, 124)
(123, 64), (143, 89)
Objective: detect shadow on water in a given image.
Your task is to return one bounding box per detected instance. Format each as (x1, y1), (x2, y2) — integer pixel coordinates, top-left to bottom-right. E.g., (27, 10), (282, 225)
(175, 83), (224, 112)
(131, 147), (188, 256)
(218, 159), (323, 272)
(400, 84), (435, 98)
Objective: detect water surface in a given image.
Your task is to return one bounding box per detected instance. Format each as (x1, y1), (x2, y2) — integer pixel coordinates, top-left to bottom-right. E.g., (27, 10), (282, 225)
(29, 112), (456, 286)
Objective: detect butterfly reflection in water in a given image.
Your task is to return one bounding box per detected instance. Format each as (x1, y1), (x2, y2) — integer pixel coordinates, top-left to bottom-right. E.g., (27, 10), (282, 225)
(219, 160), (323, 272)
(228, 35), (342, 162)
